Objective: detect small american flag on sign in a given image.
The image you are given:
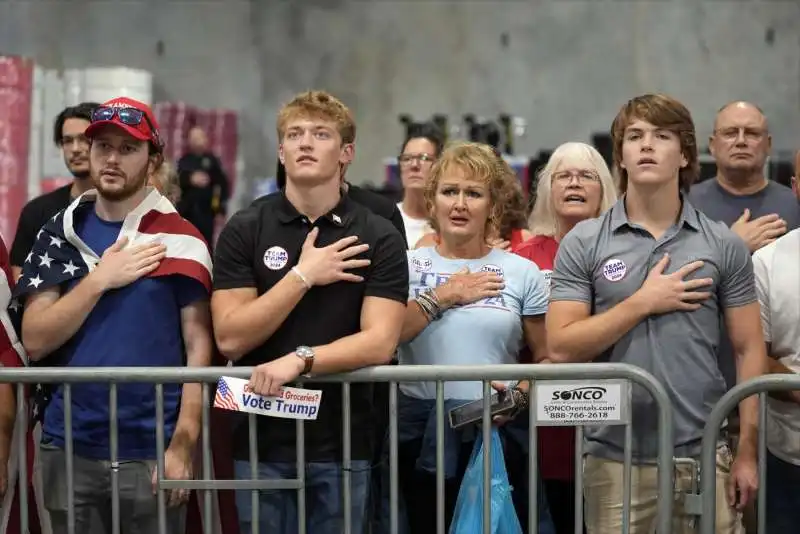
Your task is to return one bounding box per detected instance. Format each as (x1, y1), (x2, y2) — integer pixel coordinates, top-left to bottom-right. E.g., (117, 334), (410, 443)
(214, 378), (239, 411)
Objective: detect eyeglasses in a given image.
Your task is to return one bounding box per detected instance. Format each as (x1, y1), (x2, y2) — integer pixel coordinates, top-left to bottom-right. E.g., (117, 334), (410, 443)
(714, 127), (766, 143)
(92, 106), (162, 145)
(399, 153), (436, 165)
(552, 170), (601, 184)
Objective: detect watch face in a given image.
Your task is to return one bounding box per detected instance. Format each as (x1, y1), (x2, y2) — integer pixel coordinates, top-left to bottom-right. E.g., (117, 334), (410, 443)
(297, 346), (313, 359)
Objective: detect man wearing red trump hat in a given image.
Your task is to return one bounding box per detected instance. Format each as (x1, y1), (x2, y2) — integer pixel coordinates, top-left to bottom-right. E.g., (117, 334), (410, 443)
(14, 95), (214, 534)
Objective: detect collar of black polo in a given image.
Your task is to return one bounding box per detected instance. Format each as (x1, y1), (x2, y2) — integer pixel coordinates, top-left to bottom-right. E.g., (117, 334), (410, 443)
(275, 191), (351, 227)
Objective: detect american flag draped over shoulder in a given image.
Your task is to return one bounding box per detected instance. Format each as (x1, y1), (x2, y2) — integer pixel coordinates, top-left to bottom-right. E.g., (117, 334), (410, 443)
(12, 187), (213, 428)
(14, 187), (212, 301)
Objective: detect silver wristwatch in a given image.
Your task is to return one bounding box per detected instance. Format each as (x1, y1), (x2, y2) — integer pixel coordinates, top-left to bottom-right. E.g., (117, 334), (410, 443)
(295, 345), (315, 375)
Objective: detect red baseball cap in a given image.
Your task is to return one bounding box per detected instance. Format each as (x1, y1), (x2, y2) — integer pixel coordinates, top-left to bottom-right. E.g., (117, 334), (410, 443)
(85, 96), (163, 151)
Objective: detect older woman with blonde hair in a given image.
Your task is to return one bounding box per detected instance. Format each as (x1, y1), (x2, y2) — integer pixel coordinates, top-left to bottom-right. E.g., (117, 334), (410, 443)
(395, 141), (555, 533)
(512, 141), (617, 534)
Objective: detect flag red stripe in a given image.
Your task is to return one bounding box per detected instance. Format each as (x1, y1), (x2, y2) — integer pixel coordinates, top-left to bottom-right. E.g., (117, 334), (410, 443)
(138, 210), (208, 245)
(152, 257), (212, 293)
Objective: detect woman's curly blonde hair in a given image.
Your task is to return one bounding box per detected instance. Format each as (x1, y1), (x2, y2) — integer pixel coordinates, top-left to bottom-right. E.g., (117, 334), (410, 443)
(423, 141), (520, 239)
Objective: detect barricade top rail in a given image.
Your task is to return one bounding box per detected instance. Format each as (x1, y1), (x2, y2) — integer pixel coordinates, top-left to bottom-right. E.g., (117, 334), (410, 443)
(0, 362), (667, 389)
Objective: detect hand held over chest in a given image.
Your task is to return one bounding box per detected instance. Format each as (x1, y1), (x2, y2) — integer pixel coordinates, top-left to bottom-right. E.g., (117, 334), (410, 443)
(434, 266), (505, 308)
(90, 236), (167, 292)
(295, 227), (371, 287)
(731, 209), (786, 252)
(632, 253), (713, 315)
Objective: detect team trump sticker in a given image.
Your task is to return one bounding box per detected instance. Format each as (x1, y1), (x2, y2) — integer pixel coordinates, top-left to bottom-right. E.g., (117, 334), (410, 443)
(263, 246), (289, 270)
(214, 377), (322, 420)
(602, 258), (627, 282)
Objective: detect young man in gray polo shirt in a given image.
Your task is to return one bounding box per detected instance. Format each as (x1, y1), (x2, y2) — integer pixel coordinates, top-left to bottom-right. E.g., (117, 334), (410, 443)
(547, 93), (766, 534)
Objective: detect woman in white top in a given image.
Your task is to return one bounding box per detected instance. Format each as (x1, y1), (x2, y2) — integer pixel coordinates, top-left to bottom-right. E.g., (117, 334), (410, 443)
(396, 123), (446, 248)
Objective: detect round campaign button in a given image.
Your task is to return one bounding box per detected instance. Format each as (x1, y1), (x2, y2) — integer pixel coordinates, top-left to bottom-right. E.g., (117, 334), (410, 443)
(602, 258), (627, 282)
(263, 246), (289, 270)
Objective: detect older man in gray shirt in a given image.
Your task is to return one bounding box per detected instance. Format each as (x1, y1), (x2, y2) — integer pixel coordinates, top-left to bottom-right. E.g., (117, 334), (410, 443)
(547, 94), (767, 534)
(690, 102), (800, 251)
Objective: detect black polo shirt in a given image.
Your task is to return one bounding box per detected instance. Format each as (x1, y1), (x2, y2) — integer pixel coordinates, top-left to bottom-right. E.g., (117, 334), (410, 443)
(213, 191), (409, 462)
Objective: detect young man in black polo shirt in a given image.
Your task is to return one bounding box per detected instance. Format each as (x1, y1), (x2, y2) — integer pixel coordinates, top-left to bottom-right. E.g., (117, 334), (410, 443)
(211, 90), (408, 534)
(10, 102), (100, 280)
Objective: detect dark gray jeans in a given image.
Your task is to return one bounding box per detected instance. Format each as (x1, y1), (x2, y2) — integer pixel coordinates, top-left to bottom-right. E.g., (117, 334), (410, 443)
(40, 442), (185, 534)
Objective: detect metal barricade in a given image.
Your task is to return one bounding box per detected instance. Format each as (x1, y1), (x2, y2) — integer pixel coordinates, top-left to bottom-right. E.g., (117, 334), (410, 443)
(0, 363), (675, 534)
(699, 374), (800, 534)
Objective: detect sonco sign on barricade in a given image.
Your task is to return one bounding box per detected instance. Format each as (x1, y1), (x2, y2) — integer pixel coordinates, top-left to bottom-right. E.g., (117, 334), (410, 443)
(534, 379), (630, 425)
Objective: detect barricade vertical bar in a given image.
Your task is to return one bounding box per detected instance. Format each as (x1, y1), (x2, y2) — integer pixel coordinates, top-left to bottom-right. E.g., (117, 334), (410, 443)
(15, 384), (28, 534)
(155, 384), (167, 534)
(248, 413), (259, 534)
(482, 381), (492, 534)
(435, 380), (445, 534)
(201, 383), (213, 534)
(389, 381), (399, 534)
(64, 384), (76, 534)
(528, 380), (538, 534)
(622, 422), (633, 534)
(110, 384), (120, 534)
(296, 418), (306, 534)
(342, 383), (352, 534)
(757, 392), (766, 534)
(574, 426), (584, 534)
(655, 385), (674, 534)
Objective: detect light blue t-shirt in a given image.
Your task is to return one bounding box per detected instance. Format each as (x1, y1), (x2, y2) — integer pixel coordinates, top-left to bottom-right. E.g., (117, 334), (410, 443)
(399, 246), (548, 400)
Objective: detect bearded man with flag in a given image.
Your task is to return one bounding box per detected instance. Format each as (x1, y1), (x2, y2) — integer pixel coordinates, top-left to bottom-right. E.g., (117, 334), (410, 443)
(12, 97), (214, 534)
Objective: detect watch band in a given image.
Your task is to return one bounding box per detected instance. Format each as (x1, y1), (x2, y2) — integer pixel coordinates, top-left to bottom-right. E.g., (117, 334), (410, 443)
(296, 346), (315, 375)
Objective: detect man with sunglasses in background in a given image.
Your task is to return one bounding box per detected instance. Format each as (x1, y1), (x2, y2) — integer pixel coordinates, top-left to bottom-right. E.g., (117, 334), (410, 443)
(14, 97), (214, 534)
(10, 102), (100, 281)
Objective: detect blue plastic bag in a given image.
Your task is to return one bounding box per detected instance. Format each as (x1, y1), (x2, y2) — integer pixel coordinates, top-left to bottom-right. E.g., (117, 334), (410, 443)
(449, 428), (523, 534)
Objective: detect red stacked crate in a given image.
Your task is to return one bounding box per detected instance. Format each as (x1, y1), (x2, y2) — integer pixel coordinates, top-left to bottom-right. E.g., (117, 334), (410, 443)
(153, 101), (197, 167)
(0, 56), (34, 243)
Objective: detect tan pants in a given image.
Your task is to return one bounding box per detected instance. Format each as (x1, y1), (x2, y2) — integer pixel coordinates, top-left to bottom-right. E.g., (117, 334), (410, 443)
(583, 445), (743, 534)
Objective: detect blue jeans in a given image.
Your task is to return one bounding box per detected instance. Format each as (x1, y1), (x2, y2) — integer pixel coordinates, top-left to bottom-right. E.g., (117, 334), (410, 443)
(234, 460), (371, 534)
(766, 451), (800, 533)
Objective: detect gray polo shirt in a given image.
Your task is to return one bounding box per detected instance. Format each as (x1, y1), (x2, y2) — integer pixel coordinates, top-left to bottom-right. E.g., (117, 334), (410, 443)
(550, 196), (756, 461)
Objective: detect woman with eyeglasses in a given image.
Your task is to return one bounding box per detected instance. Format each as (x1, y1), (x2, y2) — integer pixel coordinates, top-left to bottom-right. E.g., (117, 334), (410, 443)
(395, 141), (555, 534)
(512, 142), (617, 534)
(396, 124), (446, 248)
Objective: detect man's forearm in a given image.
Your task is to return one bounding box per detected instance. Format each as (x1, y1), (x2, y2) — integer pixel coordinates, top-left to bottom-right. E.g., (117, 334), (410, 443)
(736, 351), (769, 455)
(216, 271), (308, 360)
(169, 383), (202, 454)
(309, 330), (398, 375)
(23, 275), (105, 361)
(170, 312), (213, 453)
(549, 295), (650, 363)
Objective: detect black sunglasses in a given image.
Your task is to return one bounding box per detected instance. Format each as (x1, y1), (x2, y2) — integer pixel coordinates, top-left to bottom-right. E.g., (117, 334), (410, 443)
(92, 106), (163, 146)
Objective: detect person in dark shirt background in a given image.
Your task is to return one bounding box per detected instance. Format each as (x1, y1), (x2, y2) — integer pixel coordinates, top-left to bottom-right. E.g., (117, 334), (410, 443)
(10, 102), (100, 279)
(177, 126), (230, 246)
